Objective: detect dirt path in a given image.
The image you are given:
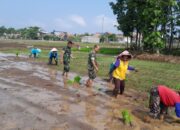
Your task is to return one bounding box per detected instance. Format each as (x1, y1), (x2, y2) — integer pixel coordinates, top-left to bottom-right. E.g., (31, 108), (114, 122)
(0, 53), (179, 130)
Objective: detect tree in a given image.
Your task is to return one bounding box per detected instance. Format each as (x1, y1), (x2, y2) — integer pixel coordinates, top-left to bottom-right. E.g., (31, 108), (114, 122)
(110, 0), (145, 49)
(167, 0), (180, 50)
(108, 34), (118, 42)
(6, 27), (16, 34)
(110, 0), (179, 53)
(100, 35), (106, 43)
(68, 35), (81, 42)
(110, 0), (134, 47)
(99, 33), (117, 43)
(17, 26), (40, 40)
(0, 26), (7, 36)
(26, 26), (40, 40)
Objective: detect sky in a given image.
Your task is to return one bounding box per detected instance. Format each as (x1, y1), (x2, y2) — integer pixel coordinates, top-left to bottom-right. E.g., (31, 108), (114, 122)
(0, 0), (119, 34)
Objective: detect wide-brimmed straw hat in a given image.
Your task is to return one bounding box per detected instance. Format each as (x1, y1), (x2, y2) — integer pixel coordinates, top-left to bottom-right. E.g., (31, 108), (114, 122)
(118, 50), (132, 59)
(51, 48), (58, 52)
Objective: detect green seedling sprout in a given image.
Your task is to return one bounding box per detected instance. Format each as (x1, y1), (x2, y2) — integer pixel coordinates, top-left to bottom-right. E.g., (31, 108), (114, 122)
(67, 75), (82, 85)
(16, 52), (19, 57)
(67, 80), (74, 84)
(74, 76), (81, 84)
(121, 110), (132, 126)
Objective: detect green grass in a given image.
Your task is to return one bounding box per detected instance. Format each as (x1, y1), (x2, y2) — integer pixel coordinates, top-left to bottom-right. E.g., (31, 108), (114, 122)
(126, 60), (180, 91)
(1, 39), (125, 48)
(0, 40), (180, 92)
(71, 52), (180, 91)
(73, 47), (124, 55)
(1, 39), (126, 55)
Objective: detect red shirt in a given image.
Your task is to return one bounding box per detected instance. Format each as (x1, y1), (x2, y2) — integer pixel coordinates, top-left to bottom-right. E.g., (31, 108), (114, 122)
(158, 85), (180, 107)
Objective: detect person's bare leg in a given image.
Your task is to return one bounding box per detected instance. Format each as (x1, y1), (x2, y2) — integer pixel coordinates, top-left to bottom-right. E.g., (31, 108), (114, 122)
(62, 71), (65, 76)
(86, 79), (93, 87)
(89, 79), (93, 87)
(159, 114), (164, 121)
(86, 79), (90, 87)
(66, 72), (68, 78)
(62, 72), (68, 78)
(113, 78), (120, 98)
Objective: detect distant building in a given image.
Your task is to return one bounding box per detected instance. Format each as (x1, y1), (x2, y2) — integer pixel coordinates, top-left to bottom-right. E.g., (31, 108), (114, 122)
(81, 36), (100, 43)
(116, 33), (138, 44)
(52, 30), (68, 40)
(116, 34), (129, 43)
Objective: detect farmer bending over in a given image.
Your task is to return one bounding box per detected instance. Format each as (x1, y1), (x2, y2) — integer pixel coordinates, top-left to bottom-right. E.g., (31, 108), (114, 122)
(48, 48), (58, 65)
(29, 47), (39, 58)
(149, 85), (180, 120)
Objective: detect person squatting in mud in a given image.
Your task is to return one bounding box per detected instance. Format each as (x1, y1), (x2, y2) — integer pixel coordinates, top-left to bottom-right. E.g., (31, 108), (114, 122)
(109, 50), (137, 98)
(48, 48), (58, 65)
(86, 45), (100, 87)
(149, 85), (180, 120)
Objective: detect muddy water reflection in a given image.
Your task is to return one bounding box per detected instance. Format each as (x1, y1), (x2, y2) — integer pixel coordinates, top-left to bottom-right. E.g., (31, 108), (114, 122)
(62, 76), (69, 88)
(49, 69), (57, 82)
(85, 102), (97, 124)
(59, 102), (70, 113)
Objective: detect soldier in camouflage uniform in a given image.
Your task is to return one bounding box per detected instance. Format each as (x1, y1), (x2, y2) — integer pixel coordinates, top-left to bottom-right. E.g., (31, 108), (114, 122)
(86, 45), (100, 87)
(61, 41), (73, 77)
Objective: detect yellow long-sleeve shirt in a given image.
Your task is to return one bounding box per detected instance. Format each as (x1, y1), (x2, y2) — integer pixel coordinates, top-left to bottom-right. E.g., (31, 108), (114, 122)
(113, 60), (129, 80)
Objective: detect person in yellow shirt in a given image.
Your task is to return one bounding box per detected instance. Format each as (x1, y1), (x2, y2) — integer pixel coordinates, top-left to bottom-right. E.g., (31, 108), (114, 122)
(110, 50), (136, 97)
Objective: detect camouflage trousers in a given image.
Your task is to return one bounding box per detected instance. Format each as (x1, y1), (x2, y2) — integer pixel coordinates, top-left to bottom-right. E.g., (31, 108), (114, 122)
(63, 62), (70, 72)
(88, 69), (96, 80)
(149, 87), (168, 118)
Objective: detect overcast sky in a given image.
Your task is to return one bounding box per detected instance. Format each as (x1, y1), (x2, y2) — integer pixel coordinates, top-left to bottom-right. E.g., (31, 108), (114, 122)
(0, 0), (119, 34)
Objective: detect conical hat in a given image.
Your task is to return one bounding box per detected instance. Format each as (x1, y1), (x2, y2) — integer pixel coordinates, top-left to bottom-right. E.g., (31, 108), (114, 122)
(51, 48), (58, 52)
(118, 50), (132, 59)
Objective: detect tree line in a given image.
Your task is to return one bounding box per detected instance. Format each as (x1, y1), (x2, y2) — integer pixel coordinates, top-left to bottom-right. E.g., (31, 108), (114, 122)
(110, 0), (180, 53)
(0, 26), (119, 43)
(0, 26), (41, 40)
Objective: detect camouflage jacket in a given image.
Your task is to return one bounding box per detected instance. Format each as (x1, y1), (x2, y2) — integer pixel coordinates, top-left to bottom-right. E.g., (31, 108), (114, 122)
(88, 51), (96, 70)
(63, 46), (71, 63)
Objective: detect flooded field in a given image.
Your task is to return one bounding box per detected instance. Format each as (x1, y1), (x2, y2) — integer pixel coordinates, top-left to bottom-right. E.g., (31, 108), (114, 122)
(0, 53), (179, 130)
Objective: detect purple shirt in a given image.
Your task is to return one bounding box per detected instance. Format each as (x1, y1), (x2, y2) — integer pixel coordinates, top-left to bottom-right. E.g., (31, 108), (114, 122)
(114, 60), (135, 71)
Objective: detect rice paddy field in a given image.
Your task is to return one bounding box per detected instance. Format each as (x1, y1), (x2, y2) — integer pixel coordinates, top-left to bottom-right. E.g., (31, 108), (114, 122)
(0, 39), (179, 91)
(0, 39), (180, 130)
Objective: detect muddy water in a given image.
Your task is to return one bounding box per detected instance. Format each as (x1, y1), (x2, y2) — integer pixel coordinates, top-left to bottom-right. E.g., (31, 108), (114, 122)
(0, 53), (179, 130)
